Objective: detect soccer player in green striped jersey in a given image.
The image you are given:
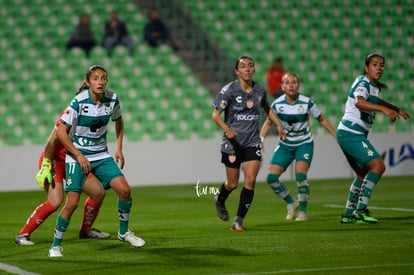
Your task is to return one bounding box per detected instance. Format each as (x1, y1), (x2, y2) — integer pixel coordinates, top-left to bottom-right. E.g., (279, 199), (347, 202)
(48, 65), (145, 257)
(261, 72), (336, 221)
(337, 54), (410, 224)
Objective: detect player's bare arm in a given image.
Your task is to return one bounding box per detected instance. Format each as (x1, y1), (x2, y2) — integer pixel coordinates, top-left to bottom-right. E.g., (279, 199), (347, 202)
(56, 123), (90, 173)
(212, 109), (237, 139)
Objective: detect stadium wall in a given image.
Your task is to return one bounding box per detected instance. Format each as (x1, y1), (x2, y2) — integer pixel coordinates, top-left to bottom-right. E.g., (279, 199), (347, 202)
(0, 132), (413, 192)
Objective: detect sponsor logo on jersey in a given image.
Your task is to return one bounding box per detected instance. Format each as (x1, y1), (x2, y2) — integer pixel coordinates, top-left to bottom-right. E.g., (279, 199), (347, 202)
(235, 96), (243, 103)
(234, 114), (260, 121)
(82, 105), (89, 113)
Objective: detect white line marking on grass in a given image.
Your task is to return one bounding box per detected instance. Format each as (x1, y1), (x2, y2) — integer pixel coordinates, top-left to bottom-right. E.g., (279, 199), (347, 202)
(324, 204), (414, 212)
(0, 263), (41, 275)
(216, 262), (414, 275)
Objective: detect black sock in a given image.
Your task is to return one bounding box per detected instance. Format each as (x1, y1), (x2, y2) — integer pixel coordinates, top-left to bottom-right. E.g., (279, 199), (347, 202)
(237, 188), (254, 218)
(217, 183), (231, 203)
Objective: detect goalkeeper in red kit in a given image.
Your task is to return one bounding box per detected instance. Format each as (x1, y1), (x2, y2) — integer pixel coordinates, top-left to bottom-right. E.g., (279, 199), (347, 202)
(15, 111), (110, 245)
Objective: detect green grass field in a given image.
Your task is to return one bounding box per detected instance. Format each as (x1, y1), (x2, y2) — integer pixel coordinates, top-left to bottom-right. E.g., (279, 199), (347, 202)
(1, 176), (413, 275)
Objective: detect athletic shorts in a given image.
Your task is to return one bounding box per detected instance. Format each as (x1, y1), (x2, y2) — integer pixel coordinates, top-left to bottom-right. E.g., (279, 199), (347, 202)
(65, 157), (123, 192)
(221, 145), (262, 169)
(269, 142), (314, 169)
(38, 153), (92, 185)
(337, 129), (379, 168)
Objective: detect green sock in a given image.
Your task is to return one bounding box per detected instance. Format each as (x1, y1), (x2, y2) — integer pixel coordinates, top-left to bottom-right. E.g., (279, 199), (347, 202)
(356, 171), (381, 211)
(52, 215), (70, 247)
(296, 173), (309, 213)
(343, 178), (362, 217)
(118, 199), (132, 235)
(266, 174), (294, 204)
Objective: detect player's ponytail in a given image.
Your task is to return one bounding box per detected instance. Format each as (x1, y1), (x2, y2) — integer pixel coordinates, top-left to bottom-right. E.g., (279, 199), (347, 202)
(76, 80), (89, 94)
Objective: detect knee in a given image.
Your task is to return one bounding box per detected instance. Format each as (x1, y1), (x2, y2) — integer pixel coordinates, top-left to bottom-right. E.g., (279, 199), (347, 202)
(64, 201), (79, 214)
(225, 180), (238, 191)
(372, 160), (386, 175)
(118, 186), (131, 201)
(90, 189), (105, 202)
(49, 197), (64, 209)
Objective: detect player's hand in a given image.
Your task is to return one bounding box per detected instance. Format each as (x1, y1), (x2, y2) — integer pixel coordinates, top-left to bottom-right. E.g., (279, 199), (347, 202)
(35, 157), (53, 189)
(397, 109), (411, 120)
(277, 126), (286, 140)
(76, 154), (90, 173)
(225, 128), (237, 139)
(383, 108), (399, 123)
(115, 151), (125, 169)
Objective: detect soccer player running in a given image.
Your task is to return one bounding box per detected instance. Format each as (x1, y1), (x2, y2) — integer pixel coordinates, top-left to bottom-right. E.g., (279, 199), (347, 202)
(15, 110), (109, 246)
(338, 53), (410, 224)
(212, 56), (286, 231)
(260, 72), (336, 221)
(48, 65), (145, 257)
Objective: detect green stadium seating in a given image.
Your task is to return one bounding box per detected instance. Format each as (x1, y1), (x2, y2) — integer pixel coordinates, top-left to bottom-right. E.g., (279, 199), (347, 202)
(2, 0), (413, 145)
(182, 0), (413, 135)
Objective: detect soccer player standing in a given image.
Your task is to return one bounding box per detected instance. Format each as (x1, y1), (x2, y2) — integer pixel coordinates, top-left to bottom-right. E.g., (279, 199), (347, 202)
(337, 53), (410, 223)
(48, 65), (145, 257)
(261, 72), (336, 221)
(15, 112), (110, 246)
(212, 56), (286, 231)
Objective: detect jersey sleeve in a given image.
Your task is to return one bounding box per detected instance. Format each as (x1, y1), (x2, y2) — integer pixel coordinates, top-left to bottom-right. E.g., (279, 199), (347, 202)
(353, 81), (369, 100)
(308, 99), (322, 119)
(60, 99), (79, 127)
(111, 98), (122, 121)
(212, 86), (230, 112)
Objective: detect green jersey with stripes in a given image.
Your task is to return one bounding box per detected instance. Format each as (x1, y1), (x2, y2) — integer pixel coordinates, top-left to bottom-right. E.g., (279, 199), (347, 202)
(337, 75), (380, 135)
(271, 94), (321, 147)
(60, 89), (121, 162)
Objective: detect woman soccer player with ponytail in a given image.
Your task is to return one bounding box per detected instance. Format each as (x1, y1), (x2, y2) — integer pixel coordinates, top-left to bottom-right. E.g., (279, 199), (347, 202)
(261, 72), (336, 221)
(15, 82), (110, 246)
(338, 53), (410, 223)
(212, 56), (286, 231)
(48, 65), (145, 257)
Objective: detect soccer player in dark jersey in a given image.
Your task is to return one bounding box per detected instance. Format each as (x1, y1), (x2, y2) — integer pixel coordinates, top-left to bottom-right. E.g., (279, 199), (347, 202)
(212, 56), (286, 231)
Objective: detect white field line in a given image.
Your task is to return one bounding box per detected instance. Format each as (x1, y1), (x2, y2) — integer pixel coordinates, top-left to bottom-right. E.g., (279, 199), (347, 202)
(324, 204), (414, 212)
(0, 263), (41, 275)
(216, 262), (414, 275)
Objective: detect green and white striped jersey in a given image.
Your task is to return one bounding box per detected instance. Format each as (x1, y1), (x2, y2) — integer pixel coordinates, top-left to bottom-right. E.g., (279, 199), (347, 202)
(60, 89), (121, 162)
(338, 75), (380, 135)
(271, 94), (321, 147)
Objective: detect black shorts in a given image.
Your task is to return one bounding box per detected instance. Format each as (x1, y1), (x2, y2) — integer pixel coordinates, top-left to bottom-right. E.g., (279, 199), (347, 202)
(221, 146), (262, 169)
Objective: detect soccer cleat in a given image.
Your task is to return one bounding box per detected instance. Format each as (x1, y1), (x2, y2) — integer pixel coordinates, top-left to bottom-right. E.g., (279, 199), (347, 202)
(79, 228), (111, 239)
(295, 211), (308, 221)
(353, 209), (378, 223)
(15, 234), (34, 246)
(340, 216), (355, 224)
(286, 201), (299, 220)
(48, 246), (63, 257)
(230, 217), (245, 232)
(214, 195), (229, 221)
(118, 231), (145, 248)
